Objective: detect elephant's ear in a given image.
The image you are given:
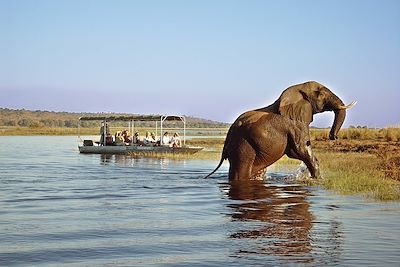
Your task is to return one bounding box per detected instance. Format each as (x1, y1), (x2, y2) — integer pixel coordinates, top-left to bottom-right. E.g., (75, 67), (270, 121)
(278, 90), (313, 124)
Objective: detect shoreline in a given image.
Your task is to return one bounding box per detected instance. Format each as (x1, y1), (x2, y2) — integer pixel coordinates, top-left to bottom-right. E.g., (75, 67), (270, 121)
(188, 137), (400, 201)
(0, 126), (229, 136)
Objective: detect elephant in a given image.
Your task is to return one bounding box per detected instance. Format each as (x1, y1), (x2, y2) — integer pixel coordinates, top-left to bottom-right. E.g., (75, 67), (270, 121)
(206, 111), (320, 180)
(258, 81), (356, 140)
(205, 81), (355, 180)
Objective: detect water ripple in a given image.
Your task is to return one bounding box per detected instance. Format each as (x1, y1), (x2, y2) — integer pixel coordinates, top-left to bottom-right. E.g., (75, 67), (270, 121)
(0, 136), (399, 266)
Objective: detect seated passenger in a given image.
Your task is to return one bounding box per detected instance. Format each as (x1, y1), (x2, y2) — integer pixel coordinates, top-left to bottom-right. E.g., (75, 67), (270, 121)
(171, 132), (182, 148)
(122, 130), (132, 145)
(132, 132), (143, 145)
(151, 132), (156, 141)
(115, 131), (125, 146)
(142, 132), (153, 145)
(162, 132), (171, 147)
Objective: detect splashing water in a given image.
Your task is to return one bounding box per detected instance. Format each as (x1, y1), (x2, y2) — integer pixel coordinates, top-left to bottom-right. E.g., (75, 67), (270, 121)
(295, 162), (310, 180)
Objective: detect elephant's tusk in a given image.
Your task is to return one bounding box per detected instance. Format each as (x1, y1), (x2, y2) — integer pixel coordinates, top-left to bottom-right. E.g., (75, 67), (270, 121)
(338, 100), (357, 110)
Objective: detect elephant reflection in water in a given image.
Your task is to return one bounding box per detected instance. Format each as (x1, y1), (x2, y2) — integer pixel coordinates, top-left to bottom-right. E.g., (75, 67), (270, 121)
(224, 180), (314, 259)
(224, 180), (344, 263)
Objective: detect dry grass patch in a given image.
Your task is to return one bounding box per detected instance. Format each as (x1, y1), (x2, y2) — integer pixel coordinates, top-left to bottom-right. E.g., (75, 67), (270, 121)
(316, 152), (400, 201)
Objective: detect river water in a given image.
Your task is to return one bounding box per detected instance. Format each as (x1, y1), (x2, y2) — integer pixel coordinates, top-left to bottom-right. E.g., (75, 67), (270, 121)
(0, 136), (399, 266)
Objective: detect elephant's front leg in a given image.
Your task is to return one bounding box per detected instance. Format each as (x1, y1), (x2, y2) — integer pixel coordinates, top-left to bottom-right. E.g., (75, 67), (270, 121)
(287, 140), (320, 178)
(305, 142), (320, 178)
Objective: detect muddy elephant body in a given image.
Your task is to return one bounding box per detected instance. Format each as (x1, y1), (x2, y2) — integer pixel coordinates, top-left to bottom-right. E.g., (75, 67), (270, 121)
(219, 111), (319, 180)
(206, 81), (355, 180)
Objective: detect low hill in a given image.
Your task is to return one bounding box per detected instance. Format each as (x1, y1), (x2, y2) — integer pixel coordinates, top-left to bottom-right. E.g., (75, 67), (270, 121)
(0, 108), (229, 128)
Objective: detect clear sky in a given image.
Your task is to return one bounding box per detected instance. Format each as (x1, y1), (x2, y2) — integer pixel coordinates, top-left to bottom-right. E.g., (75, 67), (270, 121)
(1, 0), (399, 127)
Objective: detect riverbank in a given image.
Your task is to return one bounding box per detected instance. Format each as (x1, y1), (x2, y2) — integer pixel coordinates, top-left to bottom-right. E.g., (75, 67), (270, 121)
(0, 126), (228, 136)
(185, 137), (400, 201)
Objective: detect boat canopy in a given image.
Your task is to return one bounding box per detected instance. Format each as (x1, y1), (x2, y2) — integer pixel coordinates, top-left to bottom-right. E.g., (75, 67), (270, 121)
(79, 115), (184, 122)
(78, 114), (187, 146)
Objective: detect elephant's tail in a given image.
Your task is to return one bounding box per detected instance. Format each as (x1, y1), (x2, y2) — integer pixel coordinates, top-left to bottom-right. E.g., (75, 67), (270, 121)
(203, 156), (225, 179)
(203, 121), (237, 179)
(204, 128), (232, 179)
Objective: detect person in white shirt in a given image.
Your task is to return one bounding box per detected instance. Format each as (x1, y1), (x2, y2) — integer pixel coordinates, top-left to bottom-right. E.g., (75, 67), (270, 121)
(162, 132), (171, 146)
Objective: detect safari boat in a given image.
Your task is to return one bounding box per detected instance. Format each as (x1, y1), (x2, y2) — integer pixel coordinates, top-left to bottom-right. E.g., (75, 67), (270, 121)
(78, 115), (203, 155)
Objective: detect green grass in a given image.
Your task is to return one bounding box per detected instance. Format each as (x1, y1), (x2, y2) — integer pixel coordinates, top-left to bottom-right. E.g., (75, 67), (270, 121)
(316, 152), (400, 201)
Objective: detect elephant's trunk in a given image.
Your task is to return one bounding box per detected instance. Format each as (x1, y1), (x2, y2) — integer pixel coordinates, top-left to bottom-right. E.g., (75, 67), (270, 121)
(327, 95), (346, 140)
(330, 109), (346, 140)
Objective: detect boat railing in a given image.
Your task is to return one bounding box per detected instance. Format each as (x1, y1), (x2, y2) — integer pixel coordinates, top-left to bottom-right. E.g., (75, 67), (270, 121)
(78, 114), (188, 147)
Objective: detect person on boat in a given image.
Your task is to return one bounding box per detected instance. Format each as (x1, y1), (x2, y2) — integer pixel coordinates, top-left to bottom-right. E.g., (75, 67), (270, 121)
(162, 132), (171, 146)
(115, 131), (125, 146)
(105, 133), (113, 146)
(122, 130), (132, 145)
(133, 132), (143, 145)
(144, 131), (156, 146)
(99, 122), (109, 146)
(171, 132), (182, 148)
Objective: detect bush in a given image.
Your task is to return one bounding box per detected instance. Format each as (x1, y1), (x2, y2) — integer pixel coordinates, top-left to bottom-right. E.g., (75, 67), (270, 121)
(29, 122), (44, 128)
(384, 128), (400, 142)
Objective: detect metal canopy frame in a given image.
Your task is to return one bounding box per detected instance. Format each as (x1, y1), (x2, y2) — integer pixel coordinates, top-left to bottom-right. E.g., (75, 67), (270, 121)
(79, 115), (183, 122)
(78, 115), (186, 146)
(160, 115), (185, 146)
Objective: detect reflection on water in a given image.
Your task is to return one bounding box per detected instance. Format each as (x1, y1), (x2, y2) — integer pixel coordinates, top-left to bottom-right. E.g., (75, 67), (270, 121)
(99, 154), (183, 169)
(100, 154), (137, 166)
(221, 180), (344, 265)
(225, 181), (314, 256)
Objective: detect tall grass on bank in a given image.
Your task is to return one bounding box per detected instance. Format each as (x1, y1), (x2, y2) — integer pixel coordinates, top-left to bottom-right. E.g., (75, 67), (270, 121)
(311, 128), (400, 142)
(184, 138), (400, 201)
(317, 152), (400, 201)
(192, 151), (400, 201)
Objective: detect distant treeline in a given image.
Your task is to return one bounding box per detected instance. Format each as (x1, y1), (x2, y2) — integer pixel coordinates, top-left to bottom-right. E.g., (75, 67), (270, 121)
(0, 108), (229, 128)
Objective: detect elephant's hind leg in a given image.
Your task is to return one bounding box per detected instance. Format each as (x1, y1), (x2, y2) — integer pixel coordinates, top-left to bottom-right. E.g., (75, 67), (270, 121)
(228, 138), (256, 180)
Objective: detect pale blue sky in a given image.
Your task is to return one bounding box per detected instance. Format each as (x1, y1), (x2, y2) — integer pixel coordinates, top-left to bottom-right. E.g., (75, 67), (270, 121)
(1, 0), (399, 127)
